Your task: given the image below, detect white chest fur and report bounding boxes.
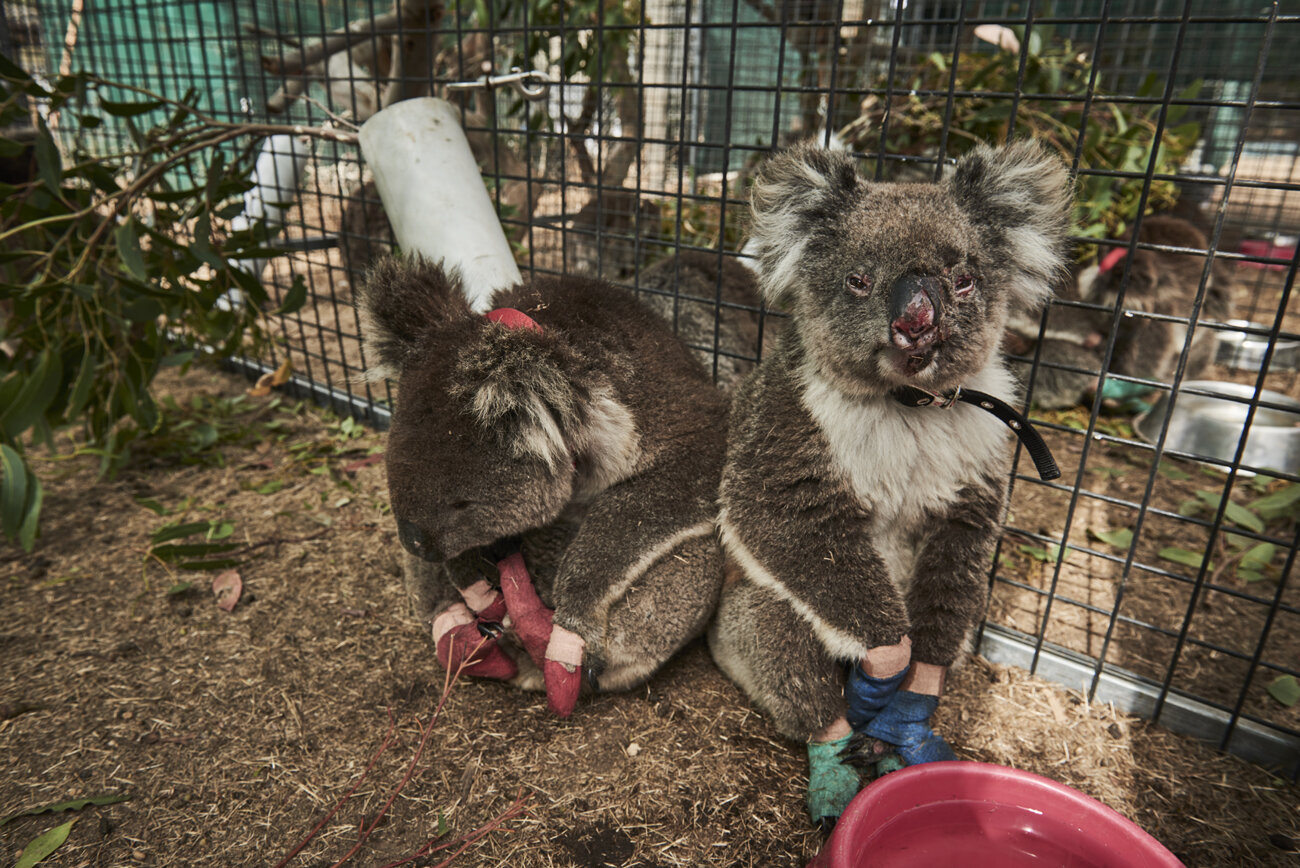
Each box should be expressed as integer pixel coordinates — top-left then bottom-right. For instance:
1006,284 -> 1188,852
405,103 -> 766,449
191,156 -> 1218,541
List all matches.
801,364 -> 1013,586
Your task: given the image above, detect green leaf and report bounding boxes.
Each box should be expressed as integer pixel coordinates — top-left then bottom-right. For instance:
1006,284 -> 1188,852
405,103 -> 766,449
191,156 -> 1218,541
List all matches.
1,443 -> 30,542
135,497 -> 169,516
17,474 -> 42,552
14,819 -> 76,868
1157,461 -> 1191,481
167,581 -> 193,595
114,220 -> 149,281
176,557 -> 244,571
1240,542 -> 1275,572
151,520 -> 219,544
1195,490 -> 1265,534
1266,674 -> 1300,707
256,479 -> 284,495
1089,527 -> 1133,549
149,541 -> 241,562
1250,483 -> 1300,522
1158,546 -> 1212,571
32,118 -> 62,193
0,349 -> 63,441
273,274 -> 308,316
98,97 -> 165,117
1,794 -> 129,826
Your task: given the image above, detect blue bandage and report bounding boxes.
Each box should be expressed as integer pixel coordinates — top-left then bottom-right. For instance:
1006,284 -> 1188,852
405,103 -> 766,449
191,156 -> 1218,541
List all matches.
845,663 -> 908,730
861,691 -> 957,766
806,735 -> 860,826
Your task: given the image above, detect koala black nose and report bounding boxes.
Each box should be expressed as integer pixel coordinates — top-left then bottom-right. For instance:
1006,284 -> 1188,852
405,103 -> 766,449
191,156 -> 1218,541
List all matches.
889,273 -> 943,349
397,519 -> 445,562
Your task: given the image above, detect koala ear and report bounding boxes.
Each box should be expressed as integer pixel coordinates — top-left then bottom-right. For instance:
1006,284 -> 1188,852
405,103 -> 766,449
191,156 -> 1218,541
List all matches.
357,256 -> 474,380
748,143 -> 861,304
947,140 -> 1074,311
455,328 -> 589,469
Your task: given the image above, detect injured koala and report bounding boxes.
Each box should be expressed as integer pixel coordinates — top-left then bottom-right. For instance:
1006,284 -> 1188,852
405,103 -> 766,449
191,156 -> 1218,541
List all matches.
358,256 -> 728,716
711,141 -> 1072,825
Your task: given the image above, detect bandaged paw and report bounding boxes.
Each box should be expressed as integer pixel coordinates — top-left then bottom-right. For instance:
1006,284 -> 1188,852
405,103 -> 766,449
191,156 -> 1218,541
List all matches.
845,663 -> 909,730
861,690 -> 957,766
806,734 -> 861,827
541,623 -> 586,718
432,603 -> 518,681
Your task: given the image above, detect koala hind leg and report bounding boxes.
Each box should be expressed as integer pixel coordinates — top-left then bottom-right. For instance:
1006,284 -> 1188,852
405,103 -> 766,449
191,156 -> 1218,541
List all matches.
707,573 -> 847,742
593,533 -> 724,691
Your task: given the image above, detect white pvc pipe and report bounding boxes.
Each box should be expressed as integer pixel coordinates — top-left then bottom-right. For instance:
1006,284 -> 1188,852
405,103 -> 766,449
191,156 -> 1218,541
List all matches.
223,134 -> 310,309
359,97 -> 522,312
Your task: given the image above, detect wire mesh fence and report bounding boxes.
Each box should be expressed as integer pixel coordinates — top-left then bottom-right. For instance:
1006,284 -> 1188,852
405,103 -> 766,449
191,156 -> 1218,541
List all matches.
7,0 -> 1299,776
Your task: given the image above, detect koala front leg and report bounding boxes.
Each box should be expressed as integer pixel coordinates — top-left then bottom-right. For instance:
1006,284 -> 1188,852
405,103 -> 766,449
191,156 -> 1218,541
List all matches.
551,446 -> 723,683
857,475 -> 1006,766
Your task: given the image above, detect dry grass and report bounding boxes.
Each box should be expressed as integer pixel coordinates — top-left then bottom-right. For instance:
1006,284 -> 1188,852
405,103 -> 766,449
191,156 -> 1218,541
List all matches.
1,365 -> 1297,868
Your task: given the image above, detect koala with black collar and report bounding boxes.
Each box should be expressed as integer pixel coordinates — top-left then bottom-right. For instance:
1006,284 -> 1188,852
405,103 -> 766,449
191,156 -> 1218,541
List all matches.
358,257 -> 728,716
710,141 -> 1073,824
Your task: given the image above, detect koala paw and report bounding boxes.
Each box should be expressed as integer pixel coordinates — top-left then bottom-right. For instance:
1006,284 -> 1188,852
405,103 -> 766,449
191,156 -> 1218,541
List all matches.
432,604 -> 519,681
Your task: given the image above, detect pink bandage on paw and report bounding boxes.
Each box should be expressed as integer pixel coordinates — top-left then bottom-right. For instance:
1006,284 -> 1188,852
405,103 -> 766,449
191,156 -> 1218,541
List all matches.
462,579 -> 506,623
545,624 -> 586,668
433,603 -> 518,681
542,626 -> 586,717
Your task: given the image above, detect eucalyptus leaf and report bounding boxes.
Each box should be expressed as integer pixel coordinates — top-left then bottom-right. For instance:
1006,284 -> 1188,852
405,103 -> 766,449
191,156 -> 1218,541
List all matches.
1158,546 -> 1212,571
1090,527 -> 1133,549
1266,675 -> 1300,708
14,819 -> 76,868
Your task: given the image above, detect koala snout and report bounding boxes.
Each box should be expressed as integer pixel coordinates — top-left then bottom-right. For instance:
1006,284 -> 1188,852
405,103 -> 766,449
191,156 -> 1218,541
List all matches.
889,273 -> 943,351
397,518 -> 445,562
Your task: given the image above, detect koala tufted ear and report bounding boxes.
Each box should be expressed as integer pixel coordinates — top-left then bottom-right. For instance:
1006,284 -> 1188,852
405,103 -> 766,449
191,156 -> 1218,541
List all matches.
947,140 -> 1074,311
453,327 -> 591,469
748,143 -> 862,305
357,256 -> 474,381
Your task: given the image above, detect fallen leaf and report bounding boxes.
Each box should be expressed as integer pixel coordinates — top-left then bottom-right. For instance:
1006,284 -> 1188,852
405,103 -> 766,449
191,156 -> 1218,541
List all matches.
212,571 -> 242,612
1,795 -> 126,827
247,358 -> 293,397
1267,674 -> 1300,707
15,819 -> 75,868
1089,527 -> 1133,549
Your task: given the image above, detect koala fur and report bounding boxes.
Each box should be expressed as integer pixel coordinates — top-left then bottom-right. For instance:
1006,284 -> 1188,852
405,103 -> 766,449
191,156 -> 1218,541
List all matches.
358,257 -> 729,690
631,250 -> 768,391
1007,214 -> 1236,409
710,141 -> 1073,741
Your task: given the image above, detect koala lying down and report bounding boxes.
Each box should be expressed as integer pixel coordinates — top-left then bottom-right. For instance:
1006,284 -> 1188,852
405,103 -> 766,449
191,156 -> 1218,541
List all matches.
713,141 -> 1072,824
358,257 -> 728,715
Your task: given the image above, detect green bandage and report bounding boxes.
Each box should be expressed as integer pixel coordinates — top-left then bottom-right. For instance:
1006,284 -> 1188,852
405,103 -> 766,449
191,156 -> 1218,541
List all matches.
806,735 -> 861,826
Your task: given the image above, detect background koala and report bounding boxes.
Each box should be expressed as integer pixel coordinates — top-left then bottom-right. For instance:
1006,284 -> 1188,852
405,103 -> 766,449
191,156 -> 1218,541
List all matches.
358,257 -> 728,708
631,250 -> 767,391
711,141 -> 1072,823
1007,214 -> 1235,409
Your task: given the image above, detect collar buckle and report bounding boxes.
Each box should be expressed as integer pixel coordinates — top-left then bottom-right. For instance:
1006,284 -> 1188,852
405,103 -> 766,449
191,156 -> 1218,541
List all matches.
916,385 -> 962,409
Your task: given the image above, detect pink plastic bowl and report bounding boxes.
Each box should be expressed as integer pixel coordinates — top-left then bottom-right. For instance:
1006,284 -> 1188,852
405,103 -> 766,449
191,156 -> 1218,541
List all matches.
807,762 -> 1185,868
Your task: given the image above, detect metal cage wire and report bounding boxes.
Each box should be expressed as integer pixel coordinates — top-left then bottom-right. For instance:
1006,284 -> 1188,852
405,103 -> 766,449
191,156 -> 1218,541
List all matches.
7,0 -> 1299,776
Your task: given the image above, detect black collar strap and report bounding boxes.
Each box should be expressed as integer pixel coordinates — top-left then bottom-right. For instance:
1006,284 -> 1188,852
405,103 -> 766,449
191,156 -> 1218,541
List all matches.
892,385 -> 1061,481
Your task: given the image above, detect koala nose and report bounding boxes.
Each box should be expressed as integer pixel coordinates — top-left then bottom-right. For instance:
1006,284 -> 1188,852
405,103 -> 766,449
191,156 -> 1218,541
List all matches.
889,273 -> 942,349
397,518 -> 445,562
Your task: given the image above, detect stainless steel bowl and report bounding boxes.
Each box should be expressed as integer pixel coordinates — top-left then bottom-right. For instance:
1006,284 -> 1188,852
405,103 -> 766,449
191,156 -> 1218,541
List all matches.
1215,320 -> 1300,372
1134,380 -> 1300,474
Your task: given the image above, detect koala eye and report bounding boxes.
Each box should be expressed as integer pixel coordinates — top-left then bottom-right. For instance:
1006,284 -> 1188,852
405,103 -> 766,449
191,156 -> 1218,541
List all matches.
845,272 -> 873,297
954,273 -> 977,297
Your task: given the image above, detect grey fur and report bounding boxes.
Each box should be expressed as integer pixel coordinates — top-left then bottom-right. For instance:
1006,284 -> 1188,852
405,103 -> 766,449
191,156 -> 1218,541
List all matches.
711,141 -> 1073,741
358,256 -> 729,690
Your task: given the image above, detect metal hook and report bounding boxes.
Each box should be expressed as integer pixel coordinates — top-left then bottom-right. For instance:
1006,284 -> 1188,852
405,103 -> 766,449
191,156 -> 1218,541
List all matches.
447,67 -> 554,102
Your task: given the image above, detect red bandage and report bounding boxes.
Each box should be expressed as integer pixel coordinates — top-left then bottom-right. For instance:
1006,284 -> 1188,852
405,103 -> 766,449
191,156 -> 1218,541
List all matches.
432,603 -> 518,681
497,552 -> 585,717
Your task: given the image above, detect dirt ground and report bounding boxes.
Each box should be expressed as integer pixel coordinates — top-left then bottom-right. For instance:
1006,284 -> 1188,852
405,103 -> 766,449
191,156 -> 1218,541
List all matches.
2,364 -> 1299,868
